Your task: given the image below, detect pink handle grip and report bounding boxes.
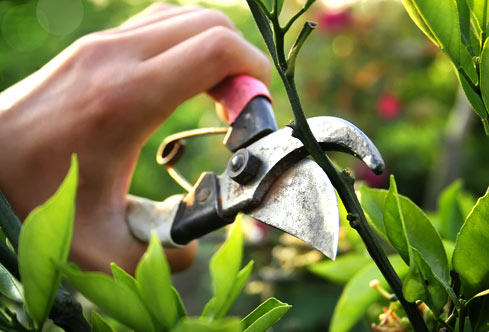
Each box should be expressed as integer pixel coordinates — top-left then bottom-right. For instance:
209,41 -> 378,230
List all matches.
208,75 -> 271,125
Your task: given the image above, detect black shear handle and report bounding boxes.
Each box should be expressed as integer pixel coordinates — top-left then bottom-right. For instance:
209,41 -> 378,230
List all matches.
224,96 -> 277,152
171,75 -> 278,244
208,75 -> 278,152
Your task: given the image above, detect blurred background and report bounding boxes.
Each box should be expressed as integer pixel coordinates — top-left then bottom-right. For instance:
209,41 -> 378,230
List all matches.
1,0 -> 488,330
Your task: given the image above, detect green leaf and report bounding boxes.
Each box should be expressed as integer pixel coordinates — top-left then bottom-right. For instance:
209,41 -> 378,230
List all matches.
401,0 -> 441,47
361,180 -> 450,284
394,178 -> 452,310
329,256 -> 408,332
110,263 -> 137,291
215,261 -> 254,319
202,217 -> 244,319
403,248 -> 448,314
480,39 -> 489,122
437,180 -> 465,242
308,253 -> 372,285
91,311 -> 115,332
59,263 -> 155,332
472,288 -> 489,300
459,190 -> 477,220
458,69 -> 489,133
18,155 -> 78,329
112,260 -> 188,323
0,264 -> 22,303
401,0 -> 478,85
136,232 -> 177,330
453,191 -> 489,297
241,297 -> 291,332
171,317 -> 242,332
466,0 -> 489,33
358,186 -> 388,240
361,177 -> 452,313
172,287 -> 187,320
403,261 -> 426,303
394,178 -> 450,280
443,240 -> 456,267
457,0 -> 476,55
246,0 -> 279,67
384,176 -> 410,264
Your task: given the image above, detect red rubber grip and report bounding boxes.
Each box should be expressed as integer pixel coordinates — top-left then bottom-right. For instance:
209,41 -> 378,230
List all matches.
208,75 -> 271,125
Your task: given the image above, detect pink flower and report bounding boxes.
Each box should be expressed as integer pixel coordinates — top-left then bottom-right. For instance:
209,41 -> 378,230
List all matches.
355,162 -> 388,188
318,8 -> 352,32
377,93 -> 401,119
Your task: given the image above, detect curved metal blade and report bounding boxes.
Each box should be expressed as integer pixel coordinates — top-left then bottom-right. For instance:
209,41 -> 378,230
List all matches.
308,116 -> 385,174
220,116 -> 384,216
248,159 -> 339,260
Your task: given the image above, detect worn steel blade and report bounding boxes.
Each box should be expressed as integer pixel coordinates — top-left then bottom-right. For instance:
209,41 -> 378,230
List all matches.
247,158 -> 339,260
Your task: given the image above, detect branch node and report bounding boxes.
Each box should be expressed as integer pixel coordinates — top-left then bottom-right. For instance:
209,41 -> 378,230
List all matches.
347,213 -> 360,228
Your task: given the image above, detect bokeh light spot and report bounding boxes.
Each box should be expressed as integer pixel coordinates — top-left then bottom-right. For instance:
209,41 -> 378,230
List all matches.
1,4 -> 48,52
36,0 -> 84,36
332,35 -> 354,57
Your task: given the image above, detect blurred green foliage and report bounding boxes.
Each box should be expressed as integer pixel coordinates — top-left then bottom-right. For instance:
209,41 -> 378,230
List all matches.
2,0 -> 489,330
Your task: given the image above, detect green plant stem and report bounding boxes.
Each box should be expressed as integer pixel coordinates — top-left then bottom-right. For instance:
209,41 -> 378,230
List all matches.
272,21 -> 287,70
246,3 -> 429,330
280,74 -> 428,332
457,306 -> 467,332
283,0 -> 316,32
446,311 -> 457,327
254,0 -> 273,20
286,22 -> 317,78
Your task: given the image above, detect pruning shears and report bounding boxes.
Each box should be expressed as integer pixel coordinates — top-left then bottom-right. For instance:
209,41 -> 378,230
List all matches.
126,75 -> 384,260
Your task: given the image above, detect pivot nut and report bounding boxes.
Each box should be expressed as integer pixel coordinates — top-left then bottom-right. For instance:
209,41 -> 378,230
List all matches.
227,149 -> 261,184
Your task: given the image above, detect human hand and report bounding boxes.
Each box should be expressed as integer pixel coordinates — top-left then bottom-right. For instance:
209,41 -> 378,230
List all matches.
0,3 -> 271,274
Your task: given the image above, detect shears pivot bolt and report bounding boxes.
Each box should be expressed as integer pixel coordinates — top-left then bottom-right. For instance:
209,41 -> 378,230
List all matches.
227,148 -> 261,184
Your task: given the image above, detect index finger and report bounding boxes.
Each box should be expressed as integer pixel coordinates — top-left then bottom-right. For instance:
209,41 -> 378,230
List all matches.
137,27 -> 271,125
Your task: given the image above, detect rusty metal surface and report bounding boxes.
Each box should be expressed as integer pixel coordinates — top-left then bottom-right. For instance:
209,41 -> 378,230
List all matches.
248,159 -> 339,259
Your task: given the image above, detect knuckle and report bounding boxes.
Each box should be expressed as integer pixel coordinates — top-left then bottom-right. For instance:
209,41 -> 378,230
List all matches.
205,26 -> 238,64
73,33 -> 114,59
201,9 -> 234,29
